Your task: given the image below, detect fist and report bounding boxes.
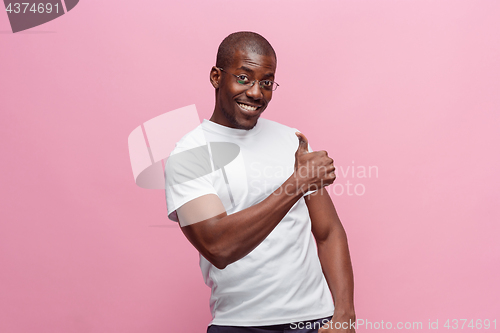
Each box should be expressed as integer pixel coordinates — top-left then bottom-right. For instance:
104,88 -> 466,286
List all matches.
294,132 -> 336,192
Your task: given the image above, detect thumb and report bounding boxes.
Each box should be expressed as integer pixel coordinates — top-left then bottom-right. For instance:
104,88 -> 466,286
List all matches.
295,132 -> 309,154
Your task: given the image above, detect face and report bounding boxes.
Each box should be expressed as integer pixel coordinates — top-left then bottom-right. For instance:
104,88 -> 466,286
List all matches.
210,49 -> 277,130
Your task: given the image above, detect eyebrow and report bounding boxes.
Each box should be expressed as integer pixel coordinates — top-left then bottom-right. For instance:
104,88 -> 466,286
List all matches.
237,66 -> 275,79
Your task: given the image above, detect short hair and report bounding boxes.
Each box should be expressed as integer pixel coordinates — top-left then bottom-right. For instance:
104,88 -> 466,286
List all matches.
216,31 -> 277,69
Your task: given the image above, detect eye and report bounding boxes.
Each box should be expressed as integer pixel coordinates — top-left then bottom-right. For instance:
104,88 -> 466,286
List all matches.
236,74 -> 250,84
260,80 -> 274,90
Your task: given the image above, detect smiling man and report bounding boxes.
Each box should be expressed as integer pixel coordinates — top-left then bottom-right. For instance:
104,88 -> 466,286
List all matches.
165,31 -> 356,333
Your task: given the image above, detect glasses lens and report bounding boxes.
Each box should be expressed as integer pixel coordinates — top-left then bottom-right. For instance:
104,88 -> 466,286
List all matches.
259,81 -> 278,91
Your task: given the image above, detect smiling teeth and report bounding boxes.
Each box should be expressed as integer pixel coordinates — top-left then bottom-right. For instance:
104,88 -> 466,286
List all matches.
238,103 -> 258,111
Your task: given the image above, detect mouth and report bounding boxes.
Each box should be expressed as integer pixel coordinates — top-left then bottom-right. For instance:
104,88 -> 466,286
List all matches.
236,102 -> 262,115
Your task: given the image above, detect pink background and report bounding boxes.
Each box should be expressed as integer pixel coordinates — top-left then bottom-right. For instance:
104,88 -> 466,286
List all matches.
1,1 -> 499,332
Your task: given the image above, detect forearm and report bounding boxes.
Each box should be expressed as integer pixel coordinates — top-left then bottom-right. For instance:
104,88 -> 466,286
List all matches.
317,225 -> 355,316
183,174 -> 305,269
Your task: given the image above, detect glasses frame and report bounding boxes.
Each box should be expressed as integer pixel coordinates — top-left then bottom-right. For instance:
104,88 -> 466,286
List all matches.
217,67 -> 279,92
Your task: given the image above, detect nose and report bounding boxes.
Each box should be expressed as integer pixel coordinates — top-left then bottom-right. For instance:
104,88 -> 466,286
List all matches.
245,81 -> 264,100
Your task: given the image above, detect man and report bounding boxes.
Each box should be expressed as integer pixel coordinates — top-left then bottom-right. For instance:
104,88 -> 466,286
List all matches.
165,31 -> 355,333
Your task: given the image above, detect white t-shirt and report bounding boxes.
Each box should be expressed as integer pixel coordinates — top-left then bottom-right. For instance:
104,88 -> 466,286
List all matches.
165,118 -> 334,326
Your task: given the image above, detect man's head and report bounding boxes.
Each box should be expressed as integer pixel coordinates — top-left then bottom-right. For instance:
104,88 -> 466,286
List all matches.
210,32 -> 277,130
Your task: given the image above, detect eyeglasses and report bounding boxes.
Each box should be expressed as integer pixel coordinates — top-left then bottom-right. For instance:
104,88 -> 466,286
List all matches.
217,67 -> 279,91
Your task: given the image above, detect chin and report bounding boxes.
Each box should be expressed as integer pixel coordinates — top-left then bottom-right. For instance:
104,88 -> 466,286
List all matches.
231,120 -> 255,130
235,115 -> 260,130
221,105 -> 261,130
239,123 -> 256,130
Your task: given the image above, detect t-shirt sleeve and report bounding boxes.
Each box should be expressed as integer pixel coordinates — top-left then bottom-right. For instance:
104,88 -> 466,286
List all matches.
165,139 -> 219,223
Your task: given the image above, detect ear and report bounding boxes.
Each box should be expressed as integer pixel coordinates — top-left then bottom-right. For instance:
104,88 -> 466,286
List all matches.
210,66 -> 221,89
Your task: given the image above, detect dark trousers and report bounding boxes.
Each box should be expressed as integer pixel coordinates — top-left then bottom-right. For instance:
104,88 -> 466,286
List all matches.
207,316 -> 333,333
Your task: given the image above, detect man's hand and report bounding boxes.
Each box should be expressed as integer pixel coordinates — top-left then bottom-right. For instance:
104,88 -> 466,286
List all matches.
294,132 -> 336,193
319,312 -> 356,333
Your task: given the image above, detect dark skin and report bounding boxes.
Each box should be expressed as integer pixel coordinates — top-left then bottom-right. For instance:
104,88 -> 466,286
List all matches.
178,48 -> 355,332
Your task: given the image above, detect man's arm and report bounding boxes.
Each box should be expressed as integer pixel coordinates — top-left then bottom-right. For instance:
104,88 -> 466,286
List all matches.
306,188 -> 355,332
177,132 -> 336,269
179,177 -> 304,269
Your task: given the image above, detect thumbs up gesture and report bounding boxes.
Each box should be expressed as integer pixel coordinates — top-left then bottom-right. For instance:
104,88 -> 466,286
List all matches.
294,132 -> 336,192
